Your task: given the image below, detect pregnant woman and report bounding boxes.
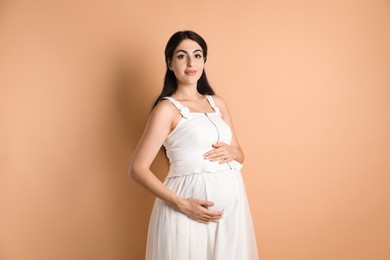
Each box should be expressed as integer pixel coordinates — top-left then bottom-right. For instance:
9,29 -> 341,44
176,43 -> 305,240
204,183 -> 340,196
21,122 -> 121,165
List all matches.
129,30 -> 259,260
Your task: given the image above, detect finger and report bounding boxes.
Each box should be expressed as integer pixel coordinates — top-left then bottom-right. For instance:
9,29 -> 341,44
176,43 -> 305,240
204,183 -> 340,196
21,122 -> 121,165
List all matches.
209,154 -> 230,162
205,151 -> 227,160
210,216 -> 222,222
196,212 -> 222,223
196,217 -> 209,224
203,149 -> 220,157
212,142 -> 225,148
200,213 -> 221,223
203,146 -> 227,157
203,208 -> 224,217
206,213 -> 223,220
206,150 -> 224,157
199,200 -> 214,208
199,218 -> 210,224
198,204 -> 223,217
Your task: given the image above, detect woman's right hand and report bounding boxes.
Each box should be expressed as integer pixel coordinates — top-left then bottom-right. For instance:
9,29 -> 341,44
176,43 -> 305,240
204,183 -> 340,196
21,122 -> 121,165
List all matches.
175,198 -> 224,224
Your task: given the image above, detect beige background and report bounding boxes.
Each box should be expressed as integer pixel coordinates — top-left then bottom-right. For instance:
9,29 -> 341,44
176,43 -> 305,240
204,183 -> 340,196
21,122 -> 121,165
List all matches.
1,0 -> 389,259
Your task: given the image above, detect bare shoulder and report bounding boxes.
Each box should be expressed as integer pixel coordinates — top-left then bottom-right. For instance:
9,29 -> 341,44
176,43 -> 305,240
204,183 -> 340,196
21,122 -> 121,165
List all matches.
151,99 -> 183,134
211,94 -> 229,112
152,99 -> 178,118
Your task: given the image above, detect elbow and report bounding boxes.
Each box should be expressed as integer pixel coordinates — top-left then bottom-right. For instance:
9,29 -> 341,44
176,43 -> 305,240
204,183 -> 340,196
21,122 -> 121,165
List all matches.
127,162 -> 137,179
128,162 -> 145,183
128,166 -> 138,181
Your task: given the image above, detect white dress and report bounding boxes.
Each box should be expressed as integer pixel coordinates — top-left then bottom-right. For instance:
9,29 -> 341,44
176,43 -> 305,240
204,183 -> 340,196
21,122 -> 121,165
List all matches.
146,95 -> 259,260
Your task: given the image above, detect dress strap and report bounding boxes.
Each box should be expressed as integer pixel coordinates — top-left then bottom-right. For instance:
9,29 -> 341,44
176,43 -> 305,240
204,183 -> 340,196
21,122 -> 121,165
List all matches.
162,97 -> 190,118
205,95 -> 221,114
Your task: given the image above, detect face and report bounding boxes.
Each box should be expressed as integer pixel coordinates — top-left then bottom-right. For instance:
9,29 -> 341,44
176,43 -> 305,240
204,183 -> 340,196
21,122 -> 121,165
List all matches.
168,39 -> 205,88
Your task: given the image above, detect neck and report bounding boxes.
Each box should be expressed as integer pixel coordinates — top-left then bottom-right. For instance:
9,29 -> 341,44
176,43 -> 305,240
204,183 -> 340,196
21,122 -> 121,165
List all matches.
173,84 -> 202,100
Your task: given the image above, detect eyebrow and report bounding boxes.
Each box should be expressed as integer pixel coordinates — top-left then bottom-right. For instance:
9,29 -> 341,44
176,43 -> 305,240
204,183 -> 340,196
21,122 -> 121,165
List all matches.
175,49 -> 203,54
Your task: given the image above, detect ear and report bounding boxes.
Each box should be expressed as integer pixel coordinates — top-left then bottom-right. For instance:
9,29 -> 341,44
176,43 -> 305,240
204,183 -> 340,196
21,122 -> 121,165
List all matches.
167,60 -> 173,70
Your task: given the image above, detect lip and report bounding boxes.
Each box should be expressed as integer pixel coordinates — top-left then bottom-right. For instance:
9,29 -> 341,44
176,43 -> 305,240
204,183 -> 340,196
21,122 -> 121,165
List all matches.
185,69 -> 197,75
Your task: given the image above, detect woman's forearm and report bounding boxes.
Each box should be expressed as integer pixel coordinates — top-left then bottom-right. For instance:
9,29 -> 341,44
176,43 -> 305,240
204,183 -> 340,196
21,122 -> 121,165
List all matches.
129,166 -> 182,209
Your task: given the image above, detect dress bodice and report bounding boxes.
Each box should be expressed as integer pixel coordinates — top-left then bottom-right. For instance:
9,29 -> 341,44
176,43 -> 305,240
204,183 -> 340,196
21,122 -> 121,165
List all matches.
162,95 -> 243,178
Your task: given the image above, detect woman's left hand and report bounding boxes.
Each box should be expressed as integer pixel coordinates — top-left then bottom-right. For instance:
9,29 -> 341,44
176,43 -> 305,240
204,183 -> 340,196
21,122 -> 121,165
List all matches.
203,142 -> 238,164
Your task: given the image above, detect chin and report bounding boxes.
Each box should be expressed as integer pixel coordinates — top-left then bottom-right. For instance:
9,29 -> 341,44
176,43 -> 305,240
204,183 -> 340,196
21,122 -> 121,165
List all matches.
179,78 -> 200,86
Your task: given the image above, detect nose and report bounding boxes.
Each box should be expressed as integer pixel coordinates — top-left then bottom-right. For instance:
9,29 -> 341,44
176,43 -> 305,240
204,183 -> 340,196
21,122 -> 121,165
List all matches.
187,56 -> 193,66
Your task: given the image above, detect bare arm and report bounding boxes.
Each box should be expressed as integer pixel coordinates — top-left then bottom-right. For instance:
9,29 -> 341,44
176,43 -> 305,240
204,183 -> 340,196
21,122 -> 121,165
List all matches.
203,95 -> 245,164
128,100 -> 223,223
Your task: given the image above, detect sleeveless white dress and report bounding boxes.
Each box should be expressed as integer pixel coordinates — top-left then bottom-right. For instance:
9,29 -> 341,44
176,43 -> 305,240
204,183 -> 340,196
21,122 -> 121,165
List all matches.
146,95 -> 259,260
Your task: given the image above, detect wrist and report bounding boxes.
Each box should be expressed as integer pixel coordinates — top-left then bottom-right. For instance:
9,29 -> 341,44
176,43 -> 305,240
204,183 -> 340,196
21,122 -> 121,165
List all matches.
170,194 -> 186,211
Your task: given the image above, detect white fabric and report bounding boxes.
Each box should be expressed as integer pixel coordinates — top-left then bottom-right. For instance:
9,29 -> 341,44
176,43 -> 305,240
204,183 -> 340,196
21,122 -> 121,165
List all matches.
146,95 -> 259,260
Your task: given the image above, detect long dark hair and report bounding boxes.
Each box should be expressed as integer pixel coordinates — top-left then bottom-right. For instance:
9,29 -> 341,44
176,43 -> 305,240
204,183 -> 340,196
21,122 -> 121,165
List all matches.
152,30 -> 215,108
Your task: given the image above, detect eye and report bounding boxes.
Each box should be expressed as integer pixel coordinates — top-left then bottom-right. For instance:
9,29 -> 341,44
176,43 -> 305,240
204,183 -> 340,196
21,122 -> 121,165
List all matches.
177,54 -> 186,59
195,54 -> 203,59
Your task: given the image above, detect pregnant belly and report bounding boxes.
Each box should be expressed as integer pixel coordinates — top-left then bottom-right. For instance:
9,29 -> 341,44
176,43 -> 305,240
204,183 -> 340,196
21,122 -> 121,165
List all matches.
165,170 -> 242,213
